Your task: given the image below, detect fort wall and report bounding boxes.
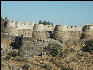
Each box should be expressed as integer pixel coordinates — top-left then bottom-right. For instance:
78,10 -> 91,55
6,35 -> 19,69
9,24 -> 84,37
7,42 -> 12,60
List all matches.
32,24 -> 47,39
33,24 -> 44,31
44,25 -> 55,31
6,21 -> 34,37
7,21 -> 16,30
32,31 -> 47,39
81,24 -> 93,40
54,25 -> 83,41
5,20 -> 93,41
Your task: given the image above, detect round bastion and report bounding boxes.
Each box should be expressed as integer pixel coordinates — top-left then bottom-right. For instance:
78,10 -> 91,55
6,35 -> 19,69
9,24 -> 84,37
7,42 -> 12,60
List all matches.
55,25 -> 68,31
33,24 -> 44,31
32,24 -> 47,39
81,24 -> 93,40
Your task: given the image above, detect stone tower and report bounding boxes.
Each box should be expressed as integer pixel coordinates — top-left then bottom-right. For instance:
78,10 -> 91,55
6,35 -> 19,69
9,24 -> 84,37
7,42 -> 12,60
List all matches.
54,25 -> 83,41
81,24 -> 93,40
32,24 -> 47,39
54,25 -> 69,41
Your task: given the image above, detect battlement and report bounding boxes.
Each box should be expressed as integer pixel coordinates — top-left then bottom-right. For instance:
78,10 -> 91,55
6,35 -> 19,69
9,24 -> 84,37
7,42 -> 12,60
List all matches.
5,20 -> 93,41
33,24 -> 44,31
16,22 -> 34,30
55,25 -> 83,31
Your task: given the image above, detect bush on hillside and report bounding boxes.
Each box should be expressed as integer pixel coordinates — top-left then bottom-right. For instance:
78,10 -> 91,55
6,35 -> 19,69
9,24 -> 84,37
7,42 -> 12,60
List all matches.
7,52 -> 18,58
43,43 -> 63,57
61,67 -> 73,70
22,64 -> 30,70
82,39 -> 93,53
10,35 -> 23,49
41,64 -> 52,70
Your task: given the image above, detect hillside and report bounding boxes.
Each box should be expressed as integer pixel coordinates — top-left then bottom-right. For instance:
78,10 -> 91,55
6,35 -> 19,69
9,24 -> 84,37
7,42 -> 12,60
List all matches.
1,36 -> 93,70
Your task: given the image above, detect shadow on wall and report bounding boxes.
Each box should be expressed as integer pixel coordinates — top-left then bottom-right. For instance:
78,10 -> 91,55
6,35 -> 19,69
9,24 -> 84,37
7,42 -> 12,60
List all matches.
47,31 -> 54,39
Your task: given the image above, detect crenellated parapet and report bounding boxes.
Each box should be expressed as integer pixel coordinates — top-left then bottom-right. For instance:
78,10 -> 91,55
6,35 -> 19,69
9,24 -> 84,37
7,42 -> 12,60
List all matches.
5,19 -> 93,41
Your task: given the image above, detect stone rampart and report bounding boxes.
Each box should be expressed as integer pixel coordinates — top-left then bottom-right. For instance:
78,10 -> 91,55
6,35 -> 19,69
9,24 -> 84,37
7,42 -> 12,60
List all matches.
33,24 -> 44,31
32,31 -> 47,39
5,20 -> 93,41
81,24 -> 93,40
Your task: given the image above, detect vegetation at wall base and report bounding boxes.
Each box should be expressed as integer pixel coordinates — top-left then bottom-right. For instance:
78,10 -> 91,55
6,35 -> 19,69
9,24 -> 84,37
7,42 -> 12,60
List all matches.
43,43 -> 63,57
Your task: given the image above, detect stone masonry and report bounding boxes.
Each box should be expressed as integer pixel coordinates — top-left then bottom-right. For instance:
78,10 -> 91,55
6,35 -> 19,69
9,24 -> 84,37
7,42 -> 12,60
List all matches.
5,20 -> 93,41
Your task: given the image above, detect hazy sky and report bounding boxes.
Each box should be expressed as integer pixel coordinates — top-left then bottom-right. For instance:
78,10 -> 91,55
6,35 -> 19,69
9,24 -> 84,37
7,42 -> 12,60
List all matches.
1,1 -> 93,26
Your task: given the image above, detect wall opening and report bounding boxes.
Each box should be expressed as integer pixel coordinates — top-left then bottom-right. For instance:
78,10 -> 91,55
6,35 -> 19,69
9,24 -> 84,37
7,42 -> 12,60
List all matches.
47,31 -> 54,39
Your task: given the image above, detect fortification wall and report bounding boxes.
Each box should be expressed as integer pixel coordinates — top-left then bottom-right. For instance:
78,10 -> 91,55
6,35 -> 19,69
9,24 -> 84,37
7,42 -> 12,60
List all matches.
54,31 -> 82,41
44,25 -> 55,31
15,22 -> 34,37
89,24 -> 93,30
20,37 -> 49,58
7,21 -> 16,30
6,21 -> 17,36
8,29 -> 18,36
33,24 -> 44,31
81,30 -> 93,40
81,24 -> 93,40
55,25 -> 68,31
82,24 -> 93,31
5,20 -> 93,41
54,25 -> 82,41
67,26 -> 83,31
32,24 -> 47,39
32,31 -> 47,39
16,22 -> 34,30
17,29 -> 33,37
6,21 -> 34,37
55,25 -> 82,31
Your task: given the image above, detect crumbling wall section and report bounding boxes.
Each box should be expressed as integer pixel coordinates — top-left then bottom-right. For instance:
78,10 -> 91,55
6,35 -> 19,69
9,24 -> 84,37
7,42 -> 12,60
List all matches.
6,21 -> 34,37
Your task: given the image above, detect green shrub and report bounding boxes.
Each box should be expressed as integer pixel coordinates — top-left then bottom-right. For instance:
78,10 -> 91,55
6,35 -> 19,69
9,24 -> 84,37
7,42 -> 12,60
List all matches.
7,52 -> 18,58
61,67 -> 73,70
39,20 -> 53,25
41,64 -> 52,70
22,64 -> 30,70
63,49 -> 69,57
5,55 -> 11,60
10,35 -> 23,49
82,39 -> 93,53
69,48 -> 75,53
44,43 -> 63,57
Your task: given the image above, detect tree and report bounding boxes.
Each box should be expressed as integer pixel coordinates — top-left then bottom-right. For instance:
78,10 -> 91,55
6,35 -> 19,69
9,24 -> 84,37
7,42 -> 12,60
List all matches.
39,20 -> 53,25
43,43 -> 63,57
10,35 -> 23,49
4,16 -> 9,28
39,20 -> 42,24
5,16 -> 8,21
